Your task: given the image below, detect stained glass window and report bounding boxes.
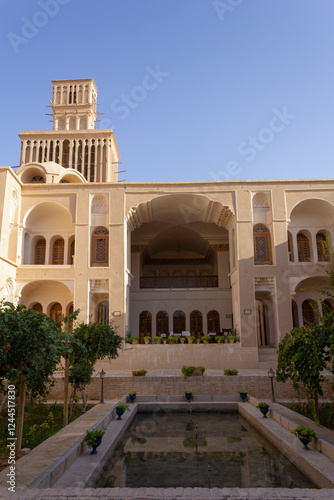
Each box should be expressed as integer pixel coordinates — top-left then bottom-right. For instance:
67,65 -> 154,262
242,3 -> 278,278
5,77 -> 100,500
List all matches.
253,224 -> 272,265
92,226 -> 109,266
139,311 -> 152,343
53,238 -> 64,265
173,310 -> 186,334
50,302 -> 62,323
302,300 -> 314,325
190,310 -> 203,335
35,238 -> 46,265
156,311 -> 168,335
32,303 -> 43,314
297,233 -> 310,262
207,310 -> 220,333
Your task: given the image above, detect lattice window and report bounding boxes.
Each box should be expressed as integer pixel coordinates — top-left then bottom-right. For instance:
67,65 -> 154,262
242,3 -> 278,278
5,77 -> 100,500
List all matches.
297,233 -> 310,262
53,239 -> 64,265
35,239 -> 46,265
190,310 -> 203,335
30,175 -> 45,183
302,300 -> 314,325
253,224 -> 272,265
173,310 -> 185,334
316,233 -> 329,262
139,311 -> 152,343
50,303 -> 62,323
207,310 -> 220,333
91,226 -> 109,266
97,301 -> 109,325
156,311 -> 168,335
32,303 -> 43,314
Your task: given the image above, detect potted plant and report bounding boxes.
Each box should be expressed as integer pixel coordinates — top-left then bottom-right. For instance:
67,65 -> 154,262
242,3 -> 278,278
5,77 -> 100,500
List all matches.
83,429 -> 105,454
132,369 -> 147,376
227,335 -> 236,344
239,390 -> 247,402
256,402 -> 269,418
115,402 -> 130,420
168,336 -> 179,344
144,336 -> 152,344
129,336 -> 139,345
182,365 -> 205,379
187,335 -> 196,344
129,391 -> 136,403
201,335 -> 211,344
154,336 -> 161,344
292,425 -> 317,450
180,337 -> 186,344
224,369 -> 238,376
184,390 -> 194,402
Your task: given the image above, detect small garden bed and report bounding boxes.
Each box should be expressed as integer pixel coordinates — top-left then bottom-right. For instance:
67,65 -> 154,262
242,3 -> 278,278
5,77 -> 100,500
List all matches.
281,402 -> 334,431
0,401 -> 94,466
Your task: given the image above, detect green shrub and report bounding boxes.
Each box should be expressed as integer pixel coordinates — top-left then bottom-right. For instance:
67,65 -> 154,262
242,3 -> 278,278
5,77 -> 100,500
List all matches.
168,336 -> 179,343
83,429 -> 105,448
224,369 -> 238,376
292,424 -> 317,440
182,365 -> 205,379
256,402 -> 269,408
116,403 -> 130,413
132,369 -> 147,376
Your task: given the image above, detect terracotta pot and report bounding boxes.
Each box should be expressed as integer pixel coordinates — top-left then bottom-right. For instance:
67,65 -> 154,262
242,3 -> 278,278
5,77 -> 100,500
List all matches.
187,338 -> 194,344
191,368 -> 203,376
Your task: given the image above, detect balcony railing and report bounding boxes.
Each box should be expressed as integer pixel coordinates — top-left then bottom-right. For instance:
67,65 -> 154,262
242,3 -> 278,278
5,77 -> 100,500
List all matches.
140,275 -> 219,289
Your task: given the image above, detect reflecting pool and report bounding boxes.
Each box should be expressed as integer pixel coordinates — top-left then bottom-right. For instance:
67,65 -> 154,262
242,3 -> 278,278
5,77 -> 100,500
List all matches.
96,412 -> 316,489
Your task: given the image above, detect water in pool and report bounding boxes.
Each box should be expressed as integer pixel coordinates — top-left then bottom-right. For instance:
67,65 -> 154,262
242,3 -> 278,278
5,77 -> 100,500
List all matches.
97,411 -> 316,489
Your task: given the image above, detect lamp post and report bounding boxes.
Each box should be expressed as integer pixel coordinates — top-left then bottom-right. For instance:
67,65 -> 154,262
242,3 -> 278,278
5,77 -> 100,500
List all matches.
267,367 -> 276,403
100,368 -> 106,404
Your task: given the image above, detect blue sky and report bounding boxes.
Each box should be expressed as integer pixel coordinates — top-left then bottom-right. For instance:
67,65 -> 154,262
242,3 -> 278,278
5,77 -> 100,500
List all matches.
1,0 -> 334,182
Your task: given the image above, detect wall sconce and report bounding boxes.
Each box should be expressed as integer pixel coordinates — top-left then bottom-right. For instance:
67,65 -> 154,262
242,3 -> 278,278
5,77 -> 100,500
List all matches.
244,309 -> 252,315
113,311 -> 121,317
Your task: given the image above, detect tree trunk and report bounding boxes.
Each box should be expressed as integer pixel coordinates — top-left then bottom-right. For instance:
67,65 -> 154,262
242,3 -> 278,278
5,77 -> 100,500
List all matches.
16,377 -> 27,455
81,386 -> 87,413
312,390 -> 320,424
68,388 -> 76,422
0,394 -> 8,414
63,354 -> 69,427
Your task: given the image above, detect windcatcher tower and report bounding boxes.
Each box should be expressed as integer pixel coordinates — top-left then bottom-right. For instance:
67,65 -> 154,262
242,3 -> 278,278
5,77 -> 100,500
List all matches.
19,78 -> 120,182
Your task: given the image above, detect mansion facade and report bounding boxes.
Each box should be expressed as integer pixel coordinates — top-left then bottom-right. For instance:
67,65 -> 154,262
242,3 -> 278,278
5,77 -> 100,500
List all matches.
0,79 -> 333,359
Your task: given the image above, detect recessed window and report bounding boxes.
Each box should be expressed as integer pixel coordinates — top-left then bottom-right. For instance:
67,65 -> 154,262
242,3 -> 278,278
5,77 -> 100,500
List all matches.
297,233 -> 310,262
253,224 -> 272,265
35,238 -> 46,265
91,226 -> 109,266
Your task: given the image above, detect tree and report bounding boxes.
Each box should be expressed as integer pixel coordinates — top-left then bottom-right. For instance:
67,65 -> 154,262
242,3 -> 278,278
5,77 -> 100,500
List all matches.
68,321 -> 122,413
0,301 -> 66,452
276,324 -> 329,423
